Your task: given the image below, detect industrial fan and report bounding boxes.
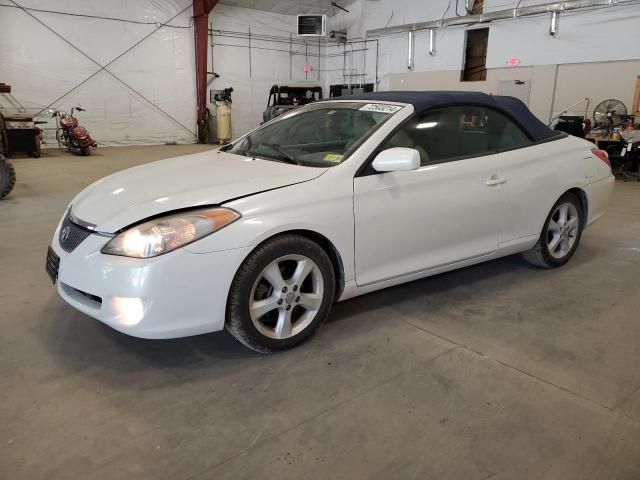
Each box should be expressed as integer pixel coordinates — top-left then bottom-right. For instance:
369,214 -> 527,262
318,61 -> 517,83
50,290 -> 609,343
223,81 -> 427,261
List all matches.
593,99 -> 627,129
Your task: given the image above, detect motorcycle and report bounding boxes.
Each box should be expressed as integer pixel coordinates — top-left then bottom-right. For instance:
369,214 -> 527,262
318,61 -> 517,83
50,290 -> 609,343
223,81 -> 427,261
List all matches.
0,153 -> 16,199
50,106 -> 97,156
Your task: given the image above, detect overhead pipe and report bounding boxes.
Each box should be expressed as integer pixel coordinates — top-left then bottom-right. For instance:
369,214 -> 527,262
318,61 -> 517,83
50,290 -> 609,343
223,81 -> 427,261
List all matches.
428,29 -> 436,56
549,10 -> 560,35
513,0 -> 525,17
407,31 -> 415,69
367,0 -> 640,37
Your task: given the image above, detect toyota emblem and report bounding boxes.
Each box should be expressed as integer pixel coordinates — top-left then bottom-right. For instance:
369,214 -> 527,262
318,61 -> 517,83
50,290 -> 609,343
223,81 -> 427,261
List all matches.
60,226 -> 71,242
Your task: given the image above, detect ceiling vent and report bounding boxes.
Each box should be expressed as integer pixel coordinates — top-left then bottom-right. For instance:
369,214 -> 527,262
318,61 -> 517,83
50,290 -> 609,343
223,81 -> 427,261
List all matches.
297,14 -> 327,36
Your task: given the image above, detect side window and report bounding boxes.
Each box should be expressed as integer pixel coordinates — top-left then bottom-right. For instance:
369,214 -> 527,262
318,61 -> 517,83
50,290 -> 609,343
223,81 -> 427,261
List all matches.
484,108 -> 531,150
381,105 -> 531,165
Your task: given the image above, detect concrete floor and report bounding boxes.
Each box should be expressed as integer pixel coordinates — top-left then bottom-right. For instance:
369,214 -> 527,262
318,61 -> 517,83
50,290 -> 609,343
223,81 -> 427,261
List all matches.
2,145 -> 640,479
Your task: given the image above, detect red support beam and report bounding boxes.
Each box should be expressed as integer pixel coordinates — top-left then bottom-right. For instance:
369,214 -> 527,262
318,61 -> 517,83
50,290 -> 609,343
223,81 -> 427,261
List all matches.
193,0 -> 218,143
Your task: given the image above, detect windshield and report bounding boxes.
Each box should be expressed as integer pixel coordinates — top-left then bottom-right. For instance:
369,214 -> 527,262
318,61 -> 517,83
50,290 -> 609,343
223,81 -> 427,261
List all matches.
229,102 -> 403,167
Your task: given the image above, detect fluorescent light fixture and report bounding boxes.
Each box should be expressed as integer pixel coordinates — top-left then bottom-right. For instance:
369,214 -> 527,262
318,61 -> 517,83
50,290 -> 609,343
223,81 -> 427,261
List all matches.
417,122 -> 438,129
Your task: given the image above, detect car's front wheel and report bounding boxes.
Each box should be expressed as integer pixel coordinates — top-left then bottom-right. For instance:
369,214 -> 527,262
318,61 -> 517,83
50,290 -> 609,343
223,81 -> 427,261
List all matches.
226,234 -> 335,353
522,192 -> 584,268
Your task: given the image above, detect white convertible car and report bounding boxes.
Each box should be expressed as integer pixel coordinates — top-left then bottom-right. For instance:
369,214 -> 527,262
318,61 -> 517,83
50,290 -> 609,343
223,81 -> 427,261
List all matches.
46,91 -> 614,352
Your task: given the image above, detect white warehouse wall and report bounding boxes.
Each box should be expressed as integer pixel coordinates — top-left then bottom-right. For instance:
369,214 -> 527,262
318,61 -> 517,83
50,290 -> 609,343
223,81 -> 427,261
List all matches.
330,0 -> 640,123
0,0 -> 198,147
208,4 -> 323,137
355,0 -> 640,81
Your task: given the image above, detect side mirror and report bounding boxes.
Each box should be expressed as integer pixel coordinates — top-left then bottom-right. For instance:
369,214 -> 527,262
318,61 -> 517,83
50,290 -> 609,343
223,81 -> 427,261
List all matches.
371,147 -> 421,172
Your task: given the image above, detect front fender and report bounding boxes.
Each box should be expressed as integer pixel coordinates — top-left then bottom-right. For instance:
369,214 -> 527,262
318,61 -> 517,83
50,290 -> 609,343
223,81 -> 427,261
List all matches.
184,171 -> 355,282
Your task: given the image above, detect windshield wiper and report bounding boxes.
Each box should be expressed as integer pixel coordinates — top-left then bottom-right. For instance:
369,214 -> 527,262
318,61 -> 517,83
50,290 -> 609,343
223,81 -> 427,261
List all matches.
262,142 -> 300,165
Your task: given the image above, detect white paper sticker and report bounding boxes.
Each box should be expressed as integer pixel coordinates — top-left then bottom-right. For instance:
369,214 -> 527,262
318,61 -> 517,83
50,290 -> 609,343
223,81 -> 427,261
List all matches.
359,103 -> 403,114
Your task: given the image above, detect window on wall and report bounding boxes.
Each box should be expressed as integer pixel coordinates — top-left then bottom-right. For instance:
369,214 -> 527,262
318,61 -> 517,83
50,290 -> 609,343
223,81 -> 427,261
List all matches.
461,28 -> 489,82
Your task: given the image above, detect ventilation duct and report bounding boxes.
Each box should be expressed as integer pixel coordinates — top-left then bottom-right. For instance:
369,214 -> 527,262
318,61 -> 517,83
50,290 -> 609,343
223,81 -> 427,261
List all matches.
549,10 -> 560,35
428,29 -> 436,56
297,15 -> 327,37
407,31 -> 415,69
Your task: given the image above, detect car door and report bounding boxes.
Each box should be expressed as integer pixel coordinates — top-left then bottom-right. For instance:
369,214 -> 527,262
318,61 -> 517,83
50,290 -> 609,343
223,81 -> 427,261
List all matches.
353,106 -> 511,287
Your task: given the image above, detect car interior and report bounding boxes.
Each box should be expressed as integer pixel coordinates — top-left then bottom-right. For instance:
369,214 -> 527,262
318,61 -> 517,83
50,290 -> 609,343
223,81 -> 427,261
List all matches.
382,106 -> 532,165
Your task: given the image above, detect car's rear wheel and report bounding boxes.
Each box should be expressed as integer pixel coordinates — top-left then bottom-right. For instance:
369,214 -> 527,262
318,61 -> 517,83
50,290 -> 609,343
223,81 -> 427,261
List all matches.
522,192 -> 584,268
226,234 -> 335,353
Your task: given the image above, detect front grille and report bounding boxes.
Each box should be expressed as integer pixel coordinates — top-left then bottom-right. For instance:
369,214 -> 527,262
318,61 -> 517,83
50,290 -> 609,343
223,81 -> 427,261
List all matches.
59,212 -> 93,253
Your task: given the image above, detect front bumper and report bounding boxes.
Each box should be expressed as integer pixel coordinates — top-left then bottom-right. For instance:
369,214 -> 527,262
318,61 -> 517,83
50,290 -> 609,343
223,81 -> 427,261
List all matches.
49,222 -> 252,339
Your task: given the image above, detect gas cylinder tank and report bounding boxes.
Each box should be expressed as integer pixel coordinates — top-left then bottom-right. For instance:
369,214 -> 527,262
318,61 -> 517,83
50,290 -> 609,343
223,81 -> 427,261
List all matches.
215,100 -> 232,144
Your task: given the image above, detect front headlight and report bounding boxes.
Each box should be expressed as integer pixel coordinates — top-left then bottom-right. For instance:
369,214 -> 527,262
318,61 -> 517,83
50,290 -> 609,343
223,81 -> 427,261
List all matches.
101,208 -> 240,258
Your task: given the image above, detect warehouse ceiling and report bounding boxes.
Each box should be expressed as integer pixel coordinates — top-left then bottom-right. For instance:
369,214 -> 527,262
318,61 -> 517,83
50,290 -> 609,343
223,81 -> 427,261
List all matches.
219,0 -> 343,15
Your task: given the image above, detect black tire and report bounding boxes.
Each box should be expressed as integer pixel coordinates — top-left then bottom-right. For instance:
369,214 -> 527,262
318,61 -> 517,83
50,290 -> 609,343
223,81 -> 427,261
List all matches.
226,234 -> 336,353
0,157 -> 16,200
81,147 -> 91,156
33,136 -> 41,158
522,192 -> 584,268
1,130 -> 8,156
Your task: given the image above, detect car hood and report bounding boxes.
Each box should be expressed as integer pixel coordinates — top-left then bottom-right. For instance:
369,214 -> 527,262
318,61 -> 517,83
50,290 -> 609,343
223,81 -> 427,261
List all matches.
70,150 -> 326,233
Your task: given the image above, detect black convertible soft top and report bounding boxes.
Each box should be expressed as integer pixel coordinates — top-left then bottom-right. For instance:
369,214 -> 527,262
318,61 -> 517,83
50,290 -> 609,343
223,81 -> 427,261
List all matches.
331,91 -> 557,142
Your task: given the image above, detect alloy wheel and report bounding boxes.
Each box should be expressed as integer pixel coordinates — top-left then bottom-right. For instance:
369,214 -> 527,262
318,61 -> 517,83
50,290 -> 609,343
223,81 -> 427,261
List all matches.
546,202 -> 580,259
249,254 -> 324,340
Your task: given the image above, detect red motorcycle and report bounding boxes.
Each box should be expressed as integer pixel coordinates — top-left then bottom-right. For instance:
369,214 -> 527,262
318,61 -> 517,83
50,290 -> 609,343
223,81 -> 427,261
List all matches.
50,106 -> 97,156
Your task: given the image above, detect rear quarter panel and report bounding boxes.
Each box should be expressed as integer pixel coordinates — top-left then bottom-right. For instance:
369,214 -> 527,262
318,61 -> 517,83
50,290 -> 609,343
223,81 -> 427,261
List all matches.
502,135 -> 597,241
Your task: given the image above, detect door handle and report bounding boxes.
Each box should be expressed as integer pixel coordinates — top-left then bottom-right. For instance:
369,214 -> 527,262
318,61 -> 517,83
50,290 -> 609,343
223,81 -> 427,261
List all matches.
486,176 -> 507,186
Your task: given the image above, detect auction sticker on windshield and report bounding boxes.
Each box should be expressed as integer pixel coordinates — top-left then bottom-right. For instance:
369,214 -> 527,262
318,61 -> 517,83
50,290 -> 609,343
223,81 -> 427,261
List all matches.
359,103 -> 403,114
324,153 -> 343,163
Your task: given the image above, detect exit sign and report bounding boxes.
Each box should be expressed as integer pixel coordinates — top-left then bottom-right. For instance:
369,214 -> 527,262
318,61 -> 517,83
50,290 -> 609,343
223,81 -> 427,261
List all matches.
303,64 -> 312,73
507,56 -> 520,66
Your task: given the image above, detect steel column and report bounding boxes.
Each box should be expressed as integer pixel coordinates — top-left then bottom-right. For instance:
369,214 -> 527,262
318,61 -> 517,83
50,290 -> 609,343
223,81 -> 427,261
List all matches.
194,0 -> 218,143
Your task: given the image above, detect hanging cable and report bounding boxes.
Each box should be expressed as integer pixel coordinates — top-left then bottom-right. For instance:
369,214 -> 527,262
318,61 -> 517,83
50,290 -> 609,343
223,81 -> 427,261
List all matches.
0,3 -> 190,28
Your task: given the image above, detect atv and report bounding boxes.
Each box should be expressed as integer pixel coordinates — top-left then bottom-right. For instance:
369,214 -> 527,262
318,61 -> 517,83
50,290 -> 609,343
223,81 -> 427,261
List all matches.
262,83 -> 322,123
0,154 -> 16,199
